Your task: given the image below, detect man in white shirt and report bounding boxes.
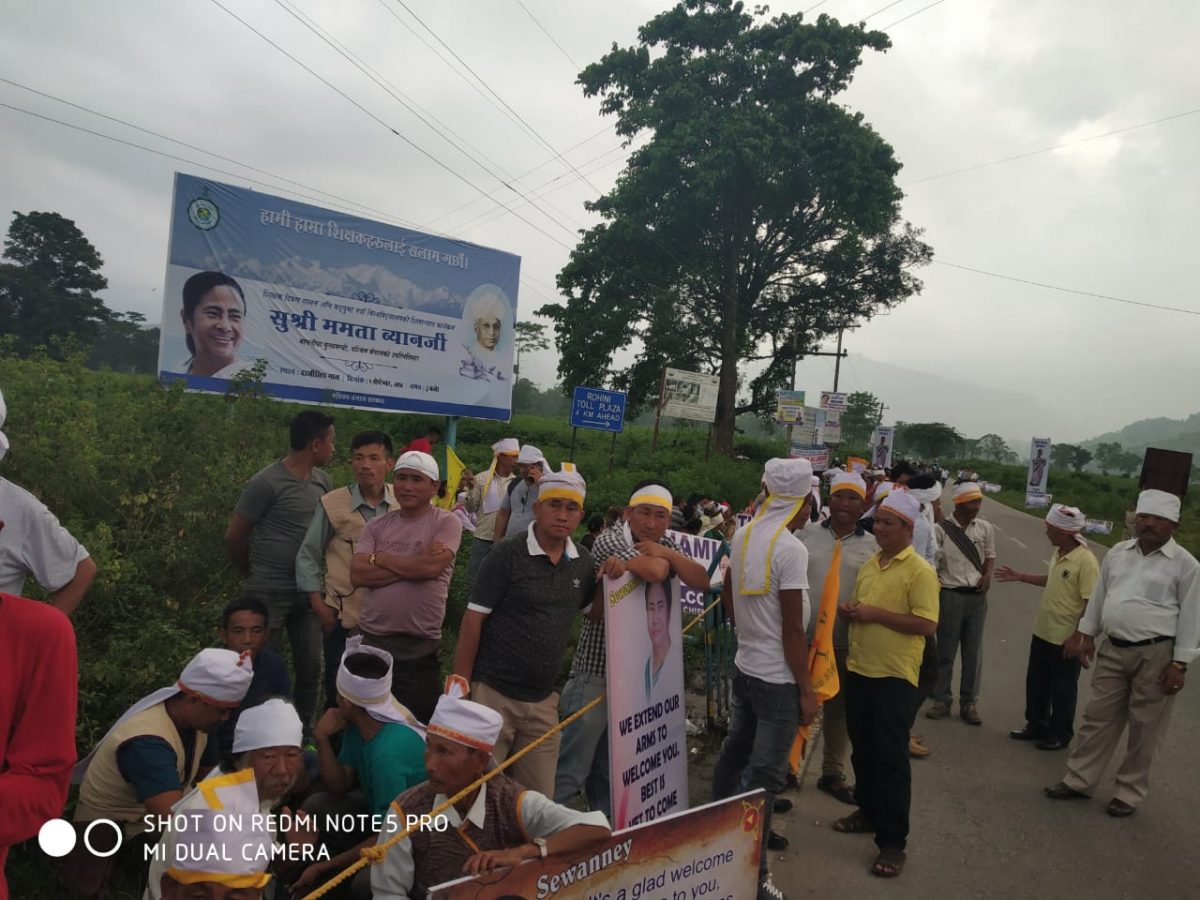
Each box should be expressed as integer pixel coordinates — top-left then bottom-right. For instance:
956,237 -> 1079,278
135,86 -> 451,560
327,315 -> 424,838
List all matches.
1045,489 -> 1199,817
713,457 -> 817,900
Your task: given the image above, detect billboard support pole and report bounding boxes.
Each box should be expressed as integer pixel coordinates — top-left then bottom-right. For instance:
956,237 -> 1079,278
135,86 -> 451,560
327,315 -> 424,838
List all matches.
651,367 -> 666,456
445,416 -> 457,450
705,424 -> 713,461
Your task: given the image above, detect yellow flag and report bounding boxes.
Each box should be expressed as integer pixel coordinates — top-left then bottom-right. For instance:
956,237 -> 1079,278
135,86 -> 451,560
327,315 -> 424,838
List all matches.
435,445 -> 466,511
788,539 -> 842,771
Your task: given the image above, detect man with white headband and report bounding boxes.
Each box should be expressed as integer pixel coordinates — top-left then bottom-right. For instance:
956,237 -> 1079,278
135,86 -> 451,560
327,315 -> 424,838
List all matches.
713,458 -> 818,900
493,443 -> 547,541
64,649 -> 254,896
144,698 -> 307,900
927,480 -> 996,725
833,491 -> 938,879
996,504 -> 1100,751
795,471 -> 879,804
0,388 -> 97,614
450,468 -> 600,796
371,695 -> 611,898
1046,489 -> 1199,817
297,639 -> 426,897
460,438 -> 519,591
555,480 -> 708,819
351,450 -> 461,722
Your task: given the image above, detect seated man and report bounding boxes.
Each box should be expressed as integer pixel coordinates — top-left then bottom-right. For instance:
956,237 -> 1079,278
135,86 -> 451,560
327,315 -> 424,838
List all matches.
294,639 -> 427,898
145,698 -> 307,900
371,695 -> 612,898
65,648 -> 253,898
157,804 -> 274,900
214,599 -> 293,757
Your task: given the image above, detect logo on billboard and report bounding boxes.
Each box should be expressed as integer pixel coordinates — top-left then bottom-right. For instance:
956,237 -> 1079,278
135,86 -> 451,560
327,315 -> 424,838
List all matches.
187,196 -> 220,231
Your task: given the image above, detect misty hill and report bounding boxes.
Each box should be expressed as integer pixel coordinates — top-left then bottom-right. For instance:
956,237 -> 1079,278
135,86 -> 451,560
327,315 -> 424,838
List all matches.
1082,412 -> 1200,457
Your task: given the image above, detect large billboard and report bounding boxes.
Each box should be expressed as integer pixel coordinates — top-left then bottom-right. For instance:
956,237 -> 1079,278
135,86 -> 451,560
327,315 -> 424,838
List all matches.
158,174 -> 520,419
1028,437 -> 1051,493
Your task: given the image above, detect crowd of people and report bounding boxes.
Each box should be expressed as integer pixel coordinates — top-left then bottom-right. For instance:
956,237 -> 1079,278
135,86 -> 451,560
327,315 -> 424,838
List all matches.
1,391 -> 1197,900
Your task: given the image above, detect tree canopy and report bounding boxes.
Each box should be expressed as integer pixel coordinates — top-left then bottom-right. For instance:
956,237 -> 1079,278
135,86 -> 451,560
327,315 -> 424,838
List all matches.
896,422 -> 962,460
540,0 -> 931,453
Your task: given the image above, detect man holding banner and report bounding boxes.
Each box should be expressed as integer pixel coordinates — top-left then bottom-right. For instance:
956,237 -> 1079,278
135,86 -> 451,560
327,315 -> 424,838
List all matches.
833,491 -> 938,878
713,458 -> 818,900
555,481 -> 708,819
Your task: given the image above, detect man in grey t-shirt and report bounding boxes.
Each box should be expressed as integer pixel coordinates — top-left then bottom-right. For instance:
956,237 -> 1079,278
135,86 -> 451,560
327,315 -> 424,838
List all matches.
493,444 -> 545,541
225,410 -> 335,731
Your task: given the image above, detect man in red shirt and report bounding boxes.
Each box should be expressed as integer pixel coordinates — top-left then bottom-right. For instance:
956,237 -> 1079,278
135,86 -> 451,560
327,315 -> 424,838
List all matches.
402,424 -> 443,456
0,591 -> 78,900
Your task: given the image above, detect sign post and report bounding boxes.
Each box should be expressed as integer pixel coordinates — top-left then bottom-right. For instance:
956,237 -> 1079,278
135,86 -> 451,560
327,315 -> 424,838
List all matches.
570,386 -> 627,464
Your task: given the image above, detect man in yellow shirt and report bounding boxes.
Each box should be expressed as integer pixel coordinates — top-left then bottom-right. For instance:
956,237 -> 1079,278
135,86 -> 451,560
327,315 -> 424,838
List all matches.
832,491 -> 938,879
996,504 -> 1099,751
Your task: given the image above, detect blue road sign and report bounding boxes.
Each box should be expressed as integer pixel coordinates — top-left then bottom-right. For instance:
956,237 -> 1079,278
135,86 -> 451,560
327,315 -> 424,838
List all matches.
570,386 -> 627,433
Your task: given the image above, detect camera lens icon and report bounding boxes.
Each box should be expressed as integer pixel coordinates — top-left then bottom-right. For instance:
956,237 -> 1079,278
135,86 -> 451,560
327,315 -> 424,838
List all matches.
38,818 -> 123,858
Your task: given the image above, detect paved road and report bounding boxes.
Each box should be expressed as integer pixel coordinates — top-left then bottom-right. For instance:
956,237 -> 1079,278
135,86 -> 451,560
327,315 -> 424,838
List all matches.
769,496 -> 1199,898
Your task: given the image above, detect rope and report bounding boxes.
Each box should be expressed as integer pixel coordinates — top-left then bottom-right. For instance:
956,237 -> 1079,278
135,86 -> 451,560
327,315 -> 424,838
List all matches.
303,590 -> 727,898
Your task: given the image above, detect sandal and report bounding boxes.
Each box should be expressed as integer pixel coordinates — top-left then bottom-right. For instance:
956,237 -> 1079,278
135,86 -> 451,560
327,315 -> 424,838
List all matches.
817,775 -> 857,806
871,849 -> 906,878
831,810 -> 875,834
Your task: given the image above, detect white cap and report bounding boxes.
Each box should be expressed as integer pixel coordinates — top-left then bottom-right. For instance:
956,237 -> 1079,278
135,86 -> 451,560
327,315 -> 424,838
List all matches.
394,450 -> 440,481
763,457 -> 813,499
1136,489 -> 1182,524
178,649 -> 254,708
516,444 -> 546,465
952,482 -> 984,505
233,699 -> 303,753
427,695 -> 504,753
337,637 -> 424,733
538,469 -> 586,504
879,491 -> 920,525
830,472 -> 867,498
492,438 -> 519,455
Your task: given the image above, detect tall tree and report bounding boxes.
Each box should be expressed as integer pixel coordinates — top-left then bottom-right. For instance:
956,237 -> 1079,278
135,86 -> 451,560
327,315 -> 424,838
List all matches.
975,433 -> 1014,463
540,1 -> 931,454
1095,441 -> 1124,475
896,422 -> 962,459
840,391 -> 881,447
0,211 -> 109,353
513,320 -> 550,377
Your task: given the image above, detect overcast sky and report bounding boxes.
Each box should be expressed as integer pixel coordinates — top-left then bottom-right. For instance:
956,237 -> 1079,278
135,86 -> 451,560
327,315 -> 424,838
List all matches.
3,0 -> 1197,444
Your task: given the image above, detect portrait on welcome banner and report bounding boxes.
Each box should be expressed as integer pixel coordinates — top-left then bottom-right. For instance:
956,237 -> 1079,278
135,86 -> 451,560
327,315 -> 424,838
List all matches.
603,572 -> 688,831
428,791 -> 764,899
157,173 -> 521,419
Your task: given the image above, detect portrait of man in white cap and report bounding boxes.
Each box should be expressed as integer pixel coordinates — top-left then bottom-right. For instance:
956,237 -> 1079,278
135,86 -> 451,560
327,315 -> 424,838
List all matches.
371,695 -> 611,898
458,286 -> 512,385
1046,489 -> 1199,817
996,504 -> 1100,751
64,648 -> 254,896
144,698 -> 307,900
351,449 -> 462,722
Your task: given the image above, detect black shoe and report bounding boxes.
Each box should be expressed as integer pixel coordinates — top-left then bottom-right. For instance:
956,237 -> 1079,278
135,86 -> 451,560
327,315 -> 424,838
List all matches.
773,797 -> 794,814
1036,738 -> 1067,751
1106,798 -> 1136,818
783,771 -> 800,792
1009,726 -> 1045,741
767,829 -> 789,850
1044,781 -> 1089,800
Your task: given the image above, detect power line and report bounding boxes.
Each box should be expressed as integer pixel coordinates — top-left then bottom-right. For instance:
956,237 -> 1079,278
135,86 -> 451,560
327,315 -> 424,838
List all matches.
512,0 -> 581,70
881,0 -> 947,29
0,77 -> 428,232
934,260 -> 1200,317
268,0 -> 585,239
204,0 -> 574,250
903,105 -> 1200,186
804,1 -> 832,13
861,0 -> 909,22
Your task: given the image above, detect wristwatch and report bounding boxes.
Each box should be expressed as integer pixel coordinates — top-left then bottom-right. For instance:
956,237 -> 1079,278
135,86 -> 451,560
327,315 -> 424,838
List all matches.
533,837 -> 548,859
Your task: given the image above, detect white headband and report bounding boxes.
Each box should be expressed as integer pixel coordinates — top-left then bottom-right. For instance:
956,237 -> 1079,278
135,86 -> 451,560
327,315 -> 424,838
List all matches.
628,484 -> 673,512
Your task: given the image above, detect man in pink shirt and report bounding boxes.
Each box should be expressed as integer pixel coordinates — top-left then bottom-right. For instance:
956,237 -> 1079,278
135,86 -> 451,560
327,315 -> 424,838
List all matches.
351,450 -> 462,722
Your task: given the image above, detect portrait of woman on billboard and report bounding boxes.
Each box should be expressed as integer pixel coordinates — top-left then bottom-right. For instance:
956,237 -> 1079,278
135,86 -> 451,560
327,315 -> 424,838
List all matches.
179,271 -> 251,378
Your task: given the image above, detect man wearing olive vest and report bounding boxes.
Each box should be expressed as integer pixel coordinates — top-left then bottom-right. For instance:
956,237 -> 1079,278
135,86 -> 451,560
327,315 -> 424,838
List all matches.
297,430 -> 397,710
63,649 -> 253,898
